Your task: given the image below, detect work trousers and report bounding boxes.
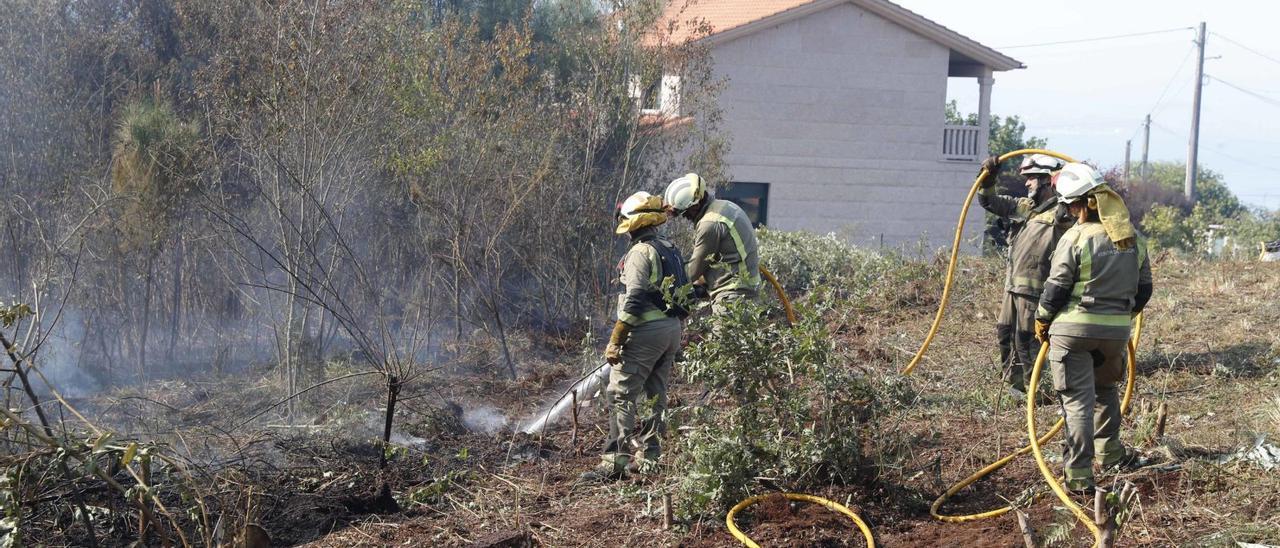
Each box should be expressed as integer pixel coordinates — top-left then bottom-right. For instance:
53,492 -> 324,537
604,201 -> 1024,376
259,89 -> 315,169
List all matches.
709,289 -> 759,317
602,317 -> 680,470
997,292 -> 1039,390
1048,334 -> 1129,489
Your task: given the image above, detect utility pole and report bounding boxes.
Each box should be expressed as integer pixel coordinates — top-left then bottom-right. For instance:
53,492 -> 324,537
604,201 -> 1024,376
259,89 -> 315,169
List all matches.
1141,114 -> 1151,184
1186,21 -> 1207,202
1123,140 -> 1131,183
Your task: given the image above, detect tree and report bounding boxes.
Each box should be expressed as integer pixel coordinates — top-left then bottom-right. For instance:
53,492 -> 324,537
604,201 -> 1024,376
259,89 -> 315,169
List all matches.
945,100 -> 1049,252
945,100 -> 1047,160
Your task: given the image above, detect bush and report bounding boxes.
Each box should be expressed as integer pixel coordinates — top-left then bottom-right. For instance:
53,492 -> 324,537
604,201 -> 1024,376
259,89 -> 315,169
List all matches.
1142,204 -> 1196,252
757,228 -> 931,304
1143,202 -> 1280,258
668,297 -> 881,518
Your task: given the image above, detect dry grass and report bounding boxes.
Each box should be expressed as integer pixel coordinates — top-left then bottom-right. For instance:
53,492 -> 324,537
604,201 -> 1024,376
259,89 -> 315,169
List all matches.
17,254 -> 1276,547
305,254 -> 1280,547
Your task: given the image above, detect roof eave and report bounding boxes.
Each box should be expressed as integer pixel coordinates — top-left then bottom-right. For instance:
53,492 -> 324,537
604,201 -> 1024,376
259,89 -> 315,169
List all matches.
854,0 -> 1023,71
687,0 -> 1024,72
698,0 -> 847,48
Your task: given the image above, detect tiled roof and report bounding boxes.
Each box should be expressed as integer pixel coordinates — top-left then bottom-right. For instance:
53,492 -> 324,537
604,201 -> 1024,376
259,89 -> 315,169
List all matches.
655,0 -> 814,44
650,0 -> 1023,71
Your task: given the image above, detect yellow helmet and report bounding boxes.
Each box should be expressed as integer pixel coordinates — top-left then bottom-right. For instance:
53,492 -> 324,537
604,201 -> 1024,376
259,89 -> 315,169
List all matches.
615,191 -> 668,234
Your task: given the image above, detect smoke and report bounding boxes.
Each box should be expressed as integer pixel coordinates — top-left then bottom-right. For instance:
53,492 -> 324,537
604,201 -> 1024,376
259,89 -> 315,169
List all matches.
35,307 -> 99,398
462,405 -> 510,434
389,430 -> 428,448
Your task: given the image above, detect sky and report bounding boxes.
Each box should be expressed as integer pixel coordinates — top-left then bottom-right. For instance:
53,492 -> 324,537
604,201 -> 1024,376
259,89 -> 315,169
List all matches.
896,0 -> 1280,210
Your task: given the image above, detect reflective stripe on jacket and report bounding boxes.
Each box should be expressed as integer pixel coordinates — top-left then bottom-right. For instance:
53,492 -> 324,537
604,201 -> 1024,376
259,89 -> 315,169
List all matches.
617,230 -> 670,326
688,199 -> 760,297
1037,222 -> 1151,340
978,188 -> 1074,297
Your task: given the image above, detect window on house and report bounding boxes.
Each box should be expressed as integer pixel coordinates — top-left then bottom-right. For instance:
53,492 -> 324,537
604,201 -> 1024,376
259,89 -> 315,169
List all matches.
629,74 -> 681,116
718,182 -> 769,227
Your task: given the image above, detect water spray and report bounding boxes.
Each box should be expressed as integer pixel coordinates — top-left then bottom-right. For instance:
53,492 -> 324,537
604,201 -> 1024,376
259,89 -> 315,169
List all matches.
519,363 -> 610,434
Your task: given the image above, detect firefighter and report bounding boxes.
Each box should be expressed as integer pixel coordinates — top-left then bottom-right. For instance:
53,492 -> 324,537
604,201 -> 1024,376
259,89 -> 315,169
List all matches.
663,173 -> 761,315
582,191 -> 688,481
1035,162 -> 1154,494
977,154 -> 1074,400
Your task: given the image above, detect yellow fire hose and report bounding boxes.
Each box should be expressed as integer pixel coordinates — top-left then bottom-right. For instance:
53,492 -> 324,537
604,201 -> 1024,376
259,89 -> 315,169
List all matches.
901,148 -> 1077,376
1023,314 -> 1145,547
730,175 -> 1143,544
929,316 -> 1142,522
727,493 -> 875,548
759,265 -> 797,325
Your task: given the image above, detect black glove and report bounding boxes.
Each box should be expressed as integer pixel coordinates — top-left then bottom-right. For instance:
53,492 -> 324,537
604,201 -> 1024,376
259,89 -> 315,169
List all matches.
979,155 -> 1001,188
691,284 -> 710,300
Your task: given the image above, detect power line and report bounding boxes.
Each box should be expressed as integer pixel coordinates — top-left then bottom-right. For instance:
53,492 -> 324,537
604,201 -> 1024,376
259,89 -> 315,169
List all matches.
1148,44 -> 1197,116
1210,31 -> 1280,67
996,27 -> 1193,49
1208,75 -> 1280,109
1149,119 -> 1280,175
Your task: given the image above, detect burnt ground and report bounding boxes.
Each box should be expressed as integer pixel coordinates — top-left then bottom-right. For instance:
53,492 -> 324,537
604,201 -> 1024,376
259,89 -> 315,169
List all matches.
56,255 -> 1280,547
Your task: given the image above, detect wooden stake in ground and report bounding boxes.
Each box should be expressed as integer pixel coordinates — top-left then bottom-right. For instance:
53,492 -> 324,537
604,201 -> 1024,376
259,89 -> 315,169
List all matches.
1015,510 -> 1036,548
1155,402 -> 1168,439
1095,487 -> 1115,547
570,389 -> 579,456
663,493 -> 673,531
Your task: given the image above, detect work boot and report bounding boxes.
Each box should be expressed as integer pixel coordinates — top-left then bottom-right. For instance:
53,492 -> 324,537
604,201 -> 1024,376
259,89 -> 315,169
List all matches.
1104,450 -> 1161,472
579,455 -> 628,483
1007,385 -> 1029,403
1064,477 -> 1096,498
626,451 -> 660,476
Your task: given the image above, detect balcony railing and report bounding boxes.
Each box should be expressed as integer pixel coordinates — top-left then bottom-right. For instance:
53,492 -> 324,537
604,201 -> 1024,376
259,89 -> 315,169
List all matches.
942,124 -> 981,162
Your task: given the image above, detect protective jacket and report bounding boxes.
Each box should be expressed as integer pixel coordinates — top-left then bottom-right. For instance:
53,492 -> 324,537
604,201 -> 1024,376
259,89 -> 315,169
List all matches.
617,227 -> 690,326
978,187 -> 1074,297
1036,222 -> 1153,340
688,199 -> 760,299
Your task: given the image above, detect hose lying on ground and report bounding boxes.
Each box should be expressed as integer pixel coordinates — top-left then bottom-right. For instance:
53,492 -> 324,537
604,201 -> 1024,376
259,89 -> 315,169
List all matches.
929,315 -> 1142,522
727,493 -> 875,548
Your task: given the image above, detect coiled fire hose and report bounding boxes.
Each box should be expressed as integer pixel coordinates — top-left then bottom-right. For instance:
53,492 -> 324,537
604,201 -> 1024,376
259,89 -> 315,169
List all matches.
727,493 -> 875,548
728,268 -> 876,547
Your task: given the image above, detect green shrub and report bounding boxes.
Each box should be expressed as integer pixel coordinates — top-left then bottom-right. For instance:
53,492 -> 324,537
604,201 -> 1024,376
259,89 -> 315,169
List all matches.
1142,204 -> 1195,251
668,297 -> 881,518
757,228 -> 928,304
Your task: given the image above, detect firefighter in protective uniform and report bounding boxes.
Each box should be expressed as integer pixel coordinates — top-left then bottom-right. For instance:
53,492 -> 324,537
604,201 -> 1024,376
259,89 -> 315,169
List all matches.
1034,162 -> 1154,494
663,173 -> 760,315
583,191 -> 687,481
977,154 -> 1074,400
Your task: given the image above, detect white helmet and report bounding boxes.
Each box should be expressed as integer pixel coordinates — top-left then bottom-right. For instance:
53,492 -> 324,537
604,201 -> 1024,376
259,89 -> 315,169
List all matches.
663,173 -> 707,213
615,191 -> 667,234
1019,154 -> 1064,176
1054,162 -> 1106,204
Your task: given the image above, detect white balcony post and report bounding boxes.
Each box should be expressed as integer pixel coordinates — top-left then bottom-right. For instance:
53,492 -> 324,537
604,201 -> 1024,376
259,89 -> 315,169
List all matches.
977,68 -> 994,160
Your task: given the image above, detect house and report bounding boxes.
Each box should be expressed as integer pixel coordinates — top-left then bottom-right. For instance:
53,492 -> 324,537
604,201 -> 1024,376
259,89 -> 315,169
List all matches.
650,0 -> 1023,251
